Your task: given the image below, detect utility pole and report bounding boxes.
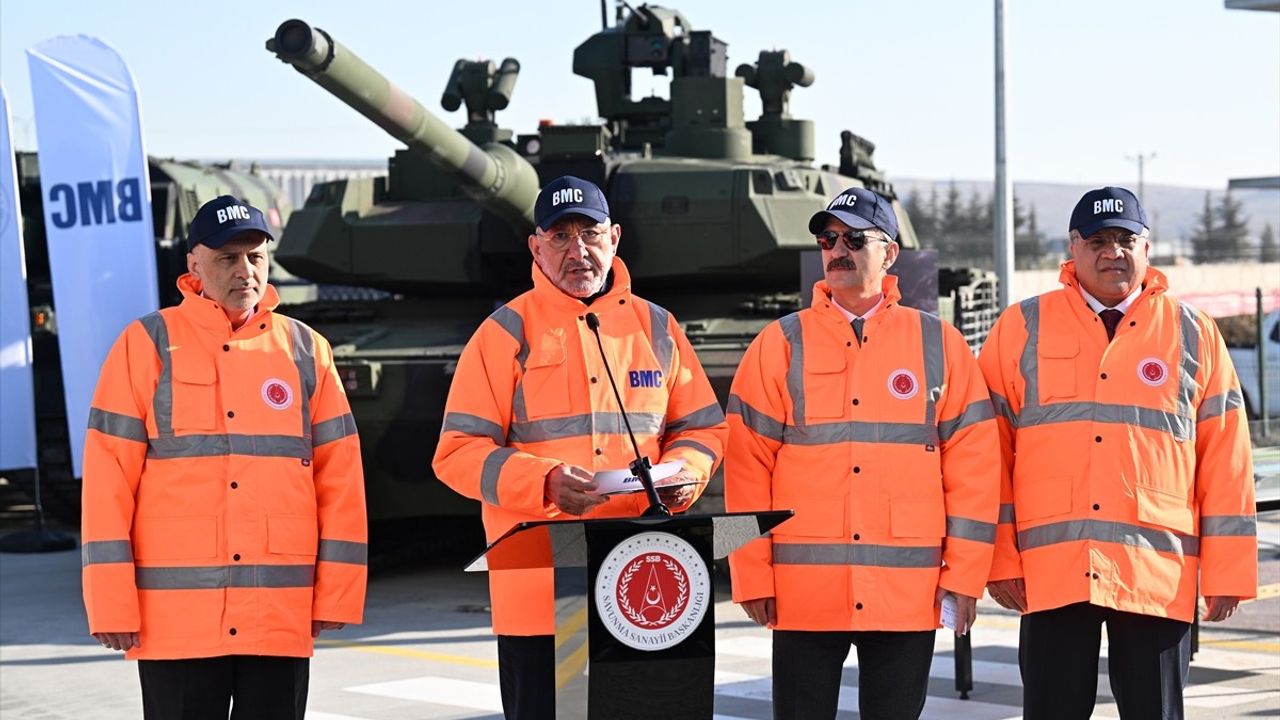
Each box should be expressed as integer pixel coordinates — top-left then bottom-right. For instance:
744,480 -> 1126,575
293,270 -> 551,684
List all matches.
1126,152 -> 1157,207
993,0 -> 1014,308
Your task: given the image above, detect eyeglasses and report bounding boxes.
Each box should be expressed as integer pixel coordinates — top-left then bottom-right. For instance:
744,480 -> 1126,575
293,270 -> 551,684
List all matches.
815,229 -> 888,252
1084,234 -> 1141,253
538,227 -> 611,252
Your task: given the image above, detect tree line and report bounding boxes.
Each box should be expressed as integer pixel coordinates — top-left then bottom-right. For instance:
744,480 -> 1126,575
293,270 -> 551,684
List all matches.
903,184 -> 1278,268
1189,191 -> 1277,264
903,183 -> 1055,270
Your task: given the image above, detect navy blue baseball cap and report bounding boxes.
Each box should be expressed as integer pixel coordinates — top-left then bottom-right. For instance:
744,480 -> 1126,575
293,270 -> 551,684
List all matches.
534,176 -> 610,231
1070,186 -> 1148,238
808,187 -> 899,241
187,195 -> 274,251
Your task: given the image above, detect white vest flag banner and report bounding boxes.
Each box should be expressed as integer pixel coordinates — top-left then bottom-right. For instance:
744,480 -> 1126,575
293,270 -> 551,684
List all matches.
0,84 -> 39,472
28,36 -> 157,478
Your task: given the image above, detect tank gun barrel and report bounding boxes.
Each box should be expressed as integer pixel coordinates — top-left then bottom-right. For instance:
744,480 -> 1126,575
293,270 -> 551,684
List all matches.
267,19 -> 537,231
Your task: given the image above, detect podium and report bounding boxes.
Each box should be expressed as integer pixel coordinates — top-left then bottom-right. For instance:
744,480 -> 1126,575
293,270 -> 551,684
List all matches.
466,510 -> 791,720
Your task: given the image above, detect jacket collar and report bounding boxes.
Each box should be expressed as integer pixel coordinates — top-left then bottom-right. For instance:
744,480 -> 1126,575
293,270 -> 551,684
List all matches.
1057,260 -> 1169,299
809,273 -> 903,322
176,273 -> 280,335
530,255 -> 632,313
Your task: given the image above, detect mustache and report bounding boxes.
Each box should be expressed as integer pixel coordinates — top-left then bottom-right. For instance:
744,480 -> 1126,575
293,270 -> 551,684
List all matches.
827,258 -> 856,271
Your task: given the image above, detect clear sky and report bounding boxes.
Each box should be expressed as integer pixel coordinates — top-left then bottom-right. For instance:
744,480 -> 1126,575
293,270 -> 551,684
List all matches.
2,0 -> 1277,189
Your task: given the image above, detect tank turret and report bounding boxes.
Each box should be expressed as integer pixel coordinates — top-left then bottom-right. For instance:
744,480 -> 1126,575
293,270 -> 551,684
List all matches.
264,4 -> 998,528
266,19 -> 539,291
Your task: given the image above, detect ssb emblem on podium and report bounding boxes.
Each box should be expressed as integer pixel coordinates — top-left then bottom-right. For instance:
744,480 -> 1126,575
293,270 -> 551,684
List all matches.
594,531 -> 711,651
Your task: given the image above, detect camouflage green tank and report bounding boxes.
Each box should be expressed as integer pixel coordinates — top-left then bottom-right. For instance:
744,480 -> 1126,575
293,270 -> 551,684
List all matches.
265,5 -> 998,536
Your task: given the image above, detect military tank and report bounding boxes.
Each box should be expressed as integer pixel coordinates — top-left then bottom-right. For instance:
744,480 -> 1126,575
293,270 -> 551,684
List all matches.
265,5 -> 999,531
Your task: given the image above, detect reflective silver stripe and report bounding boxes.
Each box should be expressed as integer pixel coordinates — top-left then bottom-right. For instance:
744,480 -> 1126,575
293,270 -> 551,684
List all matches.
727,394 -> 784,443
1176,302 -> 1201,440
1200,515 -> 1256,537
990,391 -> 1018,428
665,438 -> 717,465
82,540 -> 133,566
286,318 -> 316,451
1018,401 -> 1192,438
481,446 -> 518,505
1197,390 -> 1245,422
773,543 -> 942,568
920,311 -> 944,428
1018,297 -> 1041,408
88,408 -> 147,443
779,313 -> 806,426
139,312 -> 173,437
441,412 -> 506,445
998,503 -> 1016,524
1017,519 -> 1199,557
136,564 -> 315,589
667,403 -> 725,434
147,434 -> 311,460
313,413 -> 357,446
317,539 -> 369,565
938,400 -> 995,443
648,303 -> 674,377
490,306 -> 531,423
490,305 -> 524,346
508,412 -> 665,444
782,420 -> 939,446
946,516 -> 997,543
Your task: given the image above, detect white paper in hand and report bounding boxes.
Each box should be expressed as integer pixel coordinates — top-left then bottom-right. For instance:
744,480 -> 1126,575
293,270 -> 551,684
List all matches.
940,592 -> 961,633
593,461 -> 685,496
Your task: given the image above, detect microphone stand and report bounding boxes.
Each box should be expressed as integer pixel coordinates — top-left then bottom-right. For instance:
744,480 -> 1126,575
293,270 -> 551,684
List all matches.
585,312 -> 670,517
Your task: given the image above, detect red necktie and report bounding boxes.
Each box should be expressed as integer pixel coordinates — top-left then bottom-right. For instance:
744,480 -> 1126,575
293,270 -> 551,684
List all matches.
1100,309 -> 1123,341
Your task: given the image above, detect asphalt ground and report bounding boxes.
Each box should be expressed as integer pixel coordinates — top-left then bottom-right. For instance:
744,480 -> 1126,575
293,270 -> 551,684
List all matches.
1,448 -> 1277,718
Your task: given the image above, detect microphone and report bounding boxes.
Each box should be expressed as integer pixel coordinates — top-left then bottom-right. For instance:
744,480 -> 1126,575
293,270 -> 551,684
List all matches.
584,311 -> 670,517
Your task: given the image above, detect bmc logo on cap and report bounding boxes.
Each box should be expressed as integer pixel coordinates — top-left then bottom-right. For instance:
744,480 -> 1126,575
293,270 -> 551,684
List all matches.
217,205 -> 251,224
1093,198 -> 1124,215
551,188 -> 584,206
829,194 -> 857,210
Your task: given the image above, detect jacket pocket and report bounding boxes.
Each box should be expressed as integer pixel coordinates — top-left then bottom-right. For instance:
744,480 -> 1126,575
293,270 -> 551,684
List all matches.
134,516 -> 218,560
803,352 -> 847,420
268,515 -> 319,556
1013,476 -> 1073,522
1038,333 -> 1078,401
170,357 -> 218,431
1135,485 -> 1194,535
521,333 -> 571,419
889,499 -> 946,538
773,493 -> 847,538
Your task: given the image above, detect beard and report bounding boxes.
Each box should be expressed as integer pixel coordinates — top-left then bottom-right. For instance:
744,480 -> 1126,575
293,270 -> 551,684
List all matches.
539,253 -> 608,298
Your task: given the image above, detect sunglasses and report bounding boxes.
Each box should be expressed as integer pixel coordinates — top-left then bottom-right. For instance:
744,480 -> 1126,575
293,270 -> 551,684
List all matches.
815,229 -> 888,252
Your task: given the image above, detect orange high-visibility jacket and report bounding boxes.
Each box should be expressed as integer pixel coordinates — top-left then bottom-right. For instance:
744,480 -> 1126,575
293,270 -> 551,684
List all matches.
726,276 -> 1000,631
433,257 -> 728,636
978,263 -> 1257,621
81,274 -> 367,660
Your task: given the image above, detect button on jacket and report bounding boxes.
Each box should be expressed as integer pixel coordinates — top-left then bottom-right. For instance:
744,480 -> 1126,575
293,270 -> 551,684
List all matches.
82,274 -> 368,659
979,262 -> 1257,621
726,275 -> 1000,631
433,257 -> 728,636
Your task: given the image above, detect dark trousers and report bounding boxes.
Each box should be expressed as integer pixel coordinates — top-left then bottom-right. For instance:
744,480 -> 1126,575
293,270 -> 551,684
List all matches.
497,634 -> 556,720
773,629 -> 935,720
1020,602 -> 1191,720
138,655 -> 309,720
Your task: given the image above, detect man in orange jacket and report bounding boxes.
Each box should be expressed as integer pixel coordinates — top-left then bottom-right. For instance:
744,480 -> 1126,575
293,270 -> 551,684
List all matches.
433,175 -> 728,720
980,187 -> 1257,719
82,195 -> 367,720
726,186 -> 1000,719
